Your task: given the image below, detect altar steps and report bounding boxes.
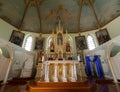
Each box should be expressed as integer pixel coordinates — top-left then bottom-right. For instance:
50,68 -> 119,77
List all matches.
27,80 -> 96,92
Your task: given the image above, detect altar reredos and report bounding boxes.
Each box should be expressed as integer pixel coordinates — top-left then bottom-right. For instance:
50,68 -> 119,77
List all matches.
46,20 -> 73,61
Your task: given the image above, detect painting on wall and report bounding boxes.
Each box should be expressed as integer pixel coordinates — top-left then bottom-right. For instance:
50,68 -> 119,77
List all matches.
95,28 -> 111,45
35,37 -> 44,50
9,30 -> 25,46
75,35 -> 88,51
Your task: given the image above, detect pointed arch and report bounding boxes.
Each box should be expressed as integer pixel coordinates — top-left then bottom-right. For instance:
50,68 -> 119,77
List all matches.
0,48 -> 2,54
46,35 -> 53,51
87,34 -> 96,50
23,35 -> 33,51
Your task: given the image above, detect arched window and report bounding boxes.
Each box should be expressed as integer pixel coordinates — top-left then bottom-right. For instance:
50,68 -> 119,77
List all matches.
48,38 -> 52,47
87,35 -> 96,50
23,35 -> 33,51
0,48 -> 2,54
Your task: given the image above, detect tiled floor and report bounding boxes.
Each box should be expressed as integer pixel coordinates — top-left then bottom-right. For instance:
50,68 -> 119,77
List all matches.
0,80 -> 120,92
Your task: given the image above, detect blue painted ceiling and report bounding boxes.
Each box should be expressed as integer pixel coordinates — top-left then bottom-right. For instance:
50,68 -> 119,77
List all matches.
0,0 -> 120,33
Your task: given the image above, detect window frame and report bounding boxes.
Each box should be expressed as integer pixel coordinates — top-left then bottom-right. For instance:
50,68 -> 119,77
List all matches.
87,34 -> 96,50
23,35 -> 33,51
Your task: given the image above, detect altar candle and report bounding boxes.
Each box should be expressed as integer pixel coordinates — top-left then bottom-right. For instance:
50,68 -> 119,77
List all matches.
42,56 -> 44,62
78,55 -> 80,61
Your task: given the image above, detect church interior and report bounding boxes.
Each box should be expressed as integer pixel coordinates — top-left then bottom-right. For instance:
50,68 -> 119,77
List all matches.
0,0 -> 120,92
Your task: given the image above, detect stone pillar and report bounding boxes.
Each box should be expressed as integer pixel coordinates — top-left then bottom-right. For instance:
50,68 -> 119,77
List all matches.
39,63 -> 44,81
52,63 -> 58,82
108,58 -> 118,83
61,63 -> 67,82
36,63 -> 43,81
68,62 -> 76,82
44,62 -> 49,82
79,62 -> 83,81
73,62 -> 77,80
70,63 -> 74,77
54,64 -> 58,77
62,63 -> 66,77
3,58 -> 13,84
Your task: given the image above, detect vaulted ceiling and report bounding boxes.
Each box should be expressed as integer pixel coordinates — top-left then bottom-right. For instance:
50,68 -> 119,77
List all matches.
0,0 -> 120,34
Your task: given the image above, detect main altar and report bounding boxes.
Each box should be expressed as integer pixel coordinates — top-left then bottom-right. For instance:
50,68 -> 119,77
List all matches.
35,20 -> 86,82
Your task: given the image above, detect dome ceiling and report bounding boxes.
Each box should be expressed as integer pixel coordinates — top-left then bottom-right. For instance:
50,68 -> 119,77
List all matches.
0,0 -> 120,34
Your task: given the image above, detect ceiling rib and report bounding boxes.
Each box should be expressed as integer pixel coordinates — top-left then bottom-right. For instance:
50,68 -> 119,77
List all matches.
88,0 -> 101,29
19,0 -> 31,30
35,0 -> 42,33
78,0 -> 84,34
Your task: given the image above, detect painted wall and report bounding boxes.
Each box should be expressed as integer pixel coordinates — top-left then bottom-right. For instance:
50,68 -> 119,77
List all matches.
0,19 -> 17,41
0,16 -> 120,51
106,16 -> 120,38
81,16 -> 120,45
0,16 -> 120,80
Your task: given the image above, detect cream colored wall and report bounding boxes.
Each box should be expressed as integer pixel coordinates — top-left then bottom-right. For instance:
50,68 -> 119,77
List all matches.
0,16 -> 120,51
106,16 -> 120,38
0,19 -> 17,41
81,16 -> 120,46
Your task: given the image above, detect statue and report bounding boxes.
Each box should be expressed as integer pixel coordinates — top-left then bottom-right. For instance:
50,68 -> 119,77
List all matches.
66,41 -> 70,52
46,17 -> 74,61
50,41 -> 54,52
57,33 -> 63,45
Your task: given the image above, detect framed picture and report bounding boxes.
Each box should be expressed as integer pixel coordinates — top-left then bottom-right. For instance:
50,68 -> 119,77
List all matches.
75,35 -> 87,50
35,37 -> 44,50
9,30 -> 25,46
95,28 -> 111,45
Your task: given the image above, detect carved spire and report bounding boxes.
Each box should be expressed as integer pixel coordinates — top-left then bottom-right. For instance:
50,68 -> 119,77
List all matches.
66,29 -> 68,38
52,29 -> 55,43
58,19 -> 61,30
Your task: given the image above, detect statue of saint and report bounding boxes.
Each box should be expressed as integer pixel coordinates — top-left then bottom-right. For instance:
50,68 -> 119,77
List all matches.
50,41 -> 54,52
66,41 -> 70,52
57,33 -> 63,45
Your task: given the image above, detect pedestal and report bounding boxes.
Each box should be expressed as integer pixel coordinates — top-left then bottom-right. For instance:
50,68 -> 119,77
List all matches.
61,63 -> 67,82
51,63 -> 58,82
68,62 -> 76,82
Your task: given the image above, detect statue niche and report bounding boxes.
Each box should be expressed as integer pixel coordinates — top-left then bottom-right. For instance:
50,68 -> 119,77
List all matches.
46,19 -> 74,61
57,33 -> 63,45
50,41 -> 54,52
66,41 -> 70,52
